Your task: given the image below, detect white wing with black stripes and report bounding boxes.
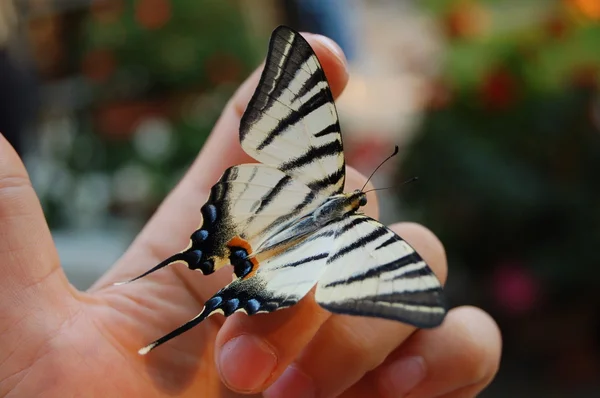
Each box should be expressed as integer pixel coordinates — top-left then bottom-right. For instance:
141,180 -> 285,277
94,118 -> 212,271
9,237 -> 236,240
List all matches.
315,215 -> 446,328
116,163 -> 327,283
240,26 -> 345,197
123,25 -> 447,356
138,221 -> 340,355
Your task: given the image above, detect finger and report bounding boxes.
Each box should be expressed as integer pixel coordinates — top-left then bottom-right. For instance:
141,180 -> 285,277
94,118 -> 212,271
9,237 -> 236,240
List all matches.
352,306 -> 500,398
93,33 -> 348,290
214,167 -> 377,394
263,222 -> 447,398
0,135 -> 69,311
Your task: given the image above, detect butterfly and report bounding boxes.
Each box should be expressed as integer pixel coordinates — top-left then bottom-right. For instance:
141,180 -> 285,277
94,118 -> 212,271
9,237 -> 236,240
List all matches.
118,25 -> 447,355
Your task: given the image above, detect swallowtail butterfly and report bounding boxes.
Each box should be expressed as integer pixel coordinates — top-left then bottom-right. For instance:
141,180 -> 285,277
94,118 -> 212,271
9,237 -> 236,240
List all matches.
119,26 -> 447,355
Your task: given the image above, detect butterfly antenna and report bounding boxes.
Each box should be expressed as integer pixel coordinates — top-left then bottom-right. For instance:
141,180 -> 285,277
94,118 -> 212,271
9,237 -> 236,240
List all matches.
363,177 -> 418,194
113,252 -> 188,286
361,145 -> 400,192
400,176 -> 419,186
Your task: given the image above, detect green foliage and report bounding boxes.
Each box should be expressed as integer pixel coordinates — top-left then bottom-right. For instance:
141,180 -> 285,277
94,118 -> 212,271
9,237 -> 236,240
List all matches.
38,1 -> 261,228
400,2 -> 600,286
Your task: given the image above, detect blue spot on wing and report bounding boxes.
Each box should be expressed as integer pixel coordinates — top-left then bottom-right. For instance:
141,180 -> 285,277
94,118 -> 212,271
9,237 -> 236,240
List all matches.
223,298 -> 240,316
245,299 -> 261,314
205,295 -> 223,310
204,204 -> 217,224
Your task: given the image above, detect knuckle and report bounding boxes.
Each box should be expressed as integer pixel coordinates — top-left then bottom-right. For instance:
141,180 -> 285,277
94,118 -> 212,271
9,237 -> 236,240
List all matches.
0,176 -> 34,219
337,319 -> 386,371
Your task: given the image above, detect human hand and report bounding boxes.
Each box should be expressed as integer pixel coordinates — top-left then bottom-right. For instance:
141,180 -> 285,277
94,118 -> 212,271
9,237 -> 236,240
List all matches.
0,33 -> 501,397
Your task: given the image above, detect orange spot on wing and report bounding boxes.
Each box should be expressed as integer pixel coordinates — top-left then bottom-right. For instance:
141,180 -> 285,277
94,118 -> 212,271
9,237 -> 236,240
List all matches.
227,236 -> 253,254
227,235 -> 260,279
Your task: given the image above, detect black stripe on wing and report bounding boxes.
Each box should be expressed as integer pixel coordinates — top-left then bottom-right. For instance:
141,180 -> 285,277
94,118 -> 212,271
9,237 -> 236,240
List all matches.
279,140 -> 343,172
256,86 -> 331,151
239,25 -> 345,196
316,216 -> 447,328
322,253 -> 424,288
240,26 -> 312,140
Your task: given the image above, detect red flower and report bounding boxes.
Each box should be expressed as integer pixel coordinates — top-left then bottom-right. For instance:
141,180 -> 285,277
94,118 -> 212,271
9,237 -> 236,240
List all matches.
492,262 -> 541,316
91,0 -> 124,24
545,15 -> 569,39
135,0 -> 171,30
570,65 -> 598,89
443,2 -> 489,40
82,49 -> 116,83
480,67 -> 519,110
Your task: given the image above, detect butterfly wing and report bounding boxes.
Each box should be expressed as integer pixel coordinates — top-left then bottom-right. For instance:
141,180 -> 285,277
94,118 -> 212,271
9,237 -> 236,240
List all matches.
138,221 -> 338,354
119,164 -> 326,283
240,26 -> 345,196
315,215 -> 446,328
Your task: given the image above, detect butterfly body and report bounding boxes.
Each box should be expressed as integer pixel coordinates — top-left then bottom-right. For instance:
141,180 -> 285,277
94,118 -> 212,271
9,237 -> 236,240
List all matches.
254,189 -> 366,254
123,26 -> 447,356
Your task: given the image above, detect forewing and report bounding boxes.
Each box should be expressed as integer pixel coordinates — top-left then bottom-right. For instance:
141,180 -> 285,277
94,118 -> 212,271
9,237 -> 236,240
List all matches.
218,164 -> 327,244
240,26 -> 345,196
118,164 -> 326,283
315,215 -> 446,328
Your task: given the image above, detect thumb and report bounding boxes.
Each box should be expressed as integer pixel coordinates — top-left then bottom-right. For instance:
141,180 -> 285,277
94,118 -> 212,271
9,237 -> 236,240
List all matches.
0,134 -> 71,318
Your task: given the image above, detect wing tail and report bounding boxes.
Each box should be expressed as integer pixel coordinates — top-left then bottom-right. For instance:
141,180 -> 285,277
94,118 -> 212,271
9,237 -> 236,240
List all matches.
138,295 -> 228,355
113,252 -> 191,286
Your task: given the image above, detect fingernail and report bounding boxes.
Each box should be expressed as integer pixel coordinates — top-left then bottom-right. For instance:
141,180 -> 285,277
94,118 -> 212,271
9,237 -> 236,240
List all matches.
379,356 -> 426,398
264,366 -> 315,398
219,335 -> 277,392
312,34 -> 347,67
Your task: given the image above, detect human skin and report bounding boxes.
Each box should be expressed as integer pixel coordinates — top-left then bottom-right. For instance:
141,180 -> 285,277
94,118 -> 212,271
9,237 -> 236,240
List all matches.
0,33 -> 501,397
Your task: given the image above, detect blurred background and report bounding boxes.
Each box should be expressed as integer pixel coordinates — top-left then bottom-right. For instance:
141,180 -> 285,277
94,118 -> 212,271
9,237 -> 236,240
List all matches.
1,0 -> 599,396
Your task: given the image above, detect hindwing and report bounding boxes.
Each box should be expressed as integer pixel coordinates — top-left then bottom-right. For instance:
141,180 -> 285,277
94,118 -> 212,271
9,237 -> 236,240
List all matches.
315,215 -> 446,328
138,222 -> 338,355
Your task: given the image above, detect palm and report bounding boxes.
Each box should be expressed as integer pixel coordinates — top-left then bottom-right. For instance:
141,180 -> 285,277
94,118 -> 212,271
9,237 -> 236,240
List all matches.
64,293 -> 227,397
7,189 -> 242,396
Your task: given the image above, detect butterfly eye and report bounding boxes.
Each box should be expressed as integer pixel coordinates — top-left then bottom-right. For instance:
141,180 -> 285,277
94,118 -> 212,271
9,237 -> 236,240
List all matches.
359,196 -> 367,207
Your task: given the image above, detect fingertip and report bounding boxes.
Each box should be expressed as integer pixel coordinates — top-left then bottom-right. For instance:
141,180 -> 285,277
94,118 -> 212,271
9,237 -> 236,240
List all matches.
449,306 -> 502,384
215,299 -> 330,393
217,334 -> 278,393
388,306 -> 501,397
302,33 -> 349,97
304,33 -> 347,69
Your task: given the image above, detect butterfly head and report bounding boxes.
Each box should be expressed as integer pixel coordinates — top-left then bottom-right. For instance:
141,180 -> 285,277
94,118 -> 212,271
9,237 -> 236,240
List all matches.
347,189 -> 368,210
